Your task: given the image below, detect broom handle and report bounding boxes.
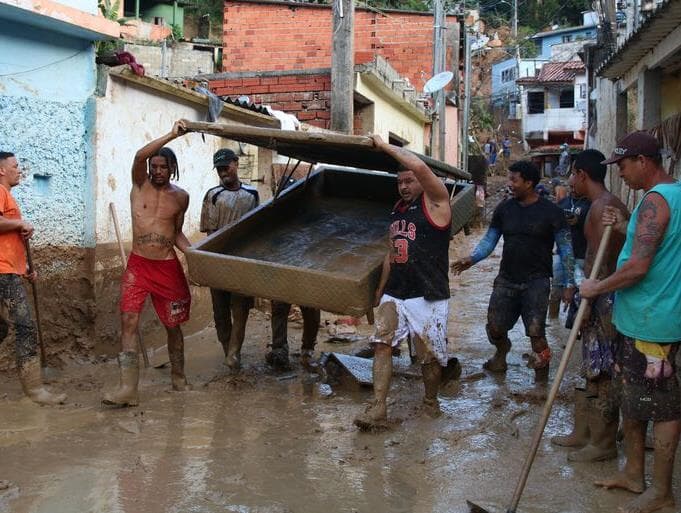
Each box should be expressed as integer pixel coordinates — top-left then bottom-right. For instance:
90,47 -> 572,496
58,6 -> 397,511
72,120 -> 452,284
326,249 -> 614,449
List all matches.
110,203 -> 150,368
507,225 -> 613,513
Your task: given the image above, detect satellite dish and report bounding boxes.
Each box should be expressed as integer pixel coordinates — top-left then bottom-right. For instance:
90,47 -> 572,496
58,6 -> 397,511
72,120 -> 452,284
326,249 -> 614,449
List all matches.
423,71 -> 453,94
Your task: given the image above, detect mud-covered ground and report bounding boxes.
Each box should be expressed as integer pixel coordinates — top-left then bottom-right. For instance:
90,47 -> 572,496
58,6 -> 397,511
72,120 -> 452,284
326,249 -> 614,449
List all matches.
1,225 -> 680,513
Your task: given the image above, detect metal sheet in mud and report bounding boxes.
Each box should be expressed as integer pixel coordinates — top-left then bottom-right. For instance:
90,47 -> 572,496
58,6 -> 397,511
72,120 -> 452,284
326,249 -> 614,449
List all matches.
329,353 -> 421,385
186,166 -> 474,316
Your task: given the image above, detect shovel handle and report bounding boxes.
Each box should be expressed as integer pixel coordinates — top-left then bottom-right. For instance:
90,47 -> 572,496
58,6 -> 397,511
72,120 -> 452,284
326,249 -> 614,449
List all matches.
506,225 -> 613,513
23,239 -> 47,368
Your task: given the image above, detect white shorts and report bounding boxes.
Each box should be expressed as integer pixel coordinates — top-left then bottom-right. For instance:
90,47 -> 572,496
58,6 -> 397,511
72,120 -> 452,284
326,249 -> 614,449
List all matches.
372,294 -> 450,366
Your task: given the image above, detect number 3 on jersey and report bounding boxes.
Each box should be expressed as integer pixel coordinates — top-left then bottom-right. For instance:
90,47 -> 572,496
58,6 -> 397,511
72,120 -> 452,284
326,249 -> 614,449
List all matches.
392,239 -> 409,264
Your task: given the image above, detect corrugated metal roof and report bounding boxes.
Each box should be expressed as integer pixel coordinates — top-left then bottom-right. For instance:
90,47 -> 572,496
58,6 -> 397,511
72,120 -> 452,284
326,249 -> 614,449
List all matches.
597,0 -> 681,79
517,61 -> 585,84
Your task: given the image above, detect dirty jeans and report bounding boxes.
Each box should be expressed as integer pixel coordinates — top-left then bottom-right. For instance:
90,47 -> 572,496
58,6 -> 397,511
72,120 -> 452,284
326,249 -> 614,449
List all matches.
487,276 -> 550,338
0,274 -> 38,364
271,301 -> 320,351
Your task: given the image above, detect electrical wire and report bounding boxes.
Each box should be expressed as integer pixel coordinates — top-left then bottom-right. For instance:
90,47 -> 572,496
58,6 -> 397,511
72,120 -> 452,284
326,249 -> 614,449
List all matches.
0,48 -> 90,77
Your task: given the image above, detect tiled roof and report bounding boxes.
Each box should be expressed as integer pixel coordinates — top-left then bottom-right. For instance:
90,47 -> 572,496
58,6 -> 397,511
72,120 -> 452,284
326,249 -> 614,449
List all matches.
517,61 -> 585,84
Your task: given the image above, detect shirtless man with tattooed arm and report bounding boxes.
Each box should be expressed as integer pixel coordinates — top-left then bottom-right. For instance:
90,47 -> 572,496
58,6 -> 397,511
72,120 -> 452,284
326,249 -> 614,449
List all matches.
103,120 -> 193,407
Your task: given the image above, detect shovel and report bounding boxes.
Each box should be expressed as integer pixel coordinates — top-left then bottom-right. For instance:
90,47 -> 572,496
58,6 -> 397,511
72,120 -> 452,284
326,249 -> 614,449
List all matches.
23,239 -> 52,375
467,225 -> 612,513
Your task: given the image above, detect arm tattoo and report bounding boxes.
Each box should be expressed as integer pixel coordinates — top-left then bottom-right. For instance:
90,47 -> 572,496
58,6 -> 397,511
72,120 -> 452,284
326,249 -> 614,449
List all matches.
135,232 -> 173,248
471,227 -> 502,264
632,197 -> 665,259
555,228 -> 575,286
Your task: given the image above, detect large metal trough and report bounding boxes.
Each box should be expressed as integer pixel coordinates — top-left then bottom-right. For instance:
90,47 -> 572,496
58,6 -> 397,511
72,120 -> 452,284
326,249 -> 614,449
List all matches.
186,165 -> 474,316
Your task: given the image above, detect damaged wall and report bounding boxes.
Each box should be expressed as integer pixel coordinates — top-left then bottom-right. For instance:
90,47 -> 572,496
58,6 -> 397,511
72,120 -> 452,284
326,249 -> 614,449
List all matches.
0,18 -> 98,368
93,70 -> 272,350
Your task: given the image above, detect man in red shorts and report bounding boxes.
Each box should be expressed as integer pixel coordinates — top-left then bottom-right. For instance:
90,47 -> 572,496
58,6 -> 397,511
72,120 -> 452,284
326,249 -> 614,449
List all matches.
103,120 -> 193,407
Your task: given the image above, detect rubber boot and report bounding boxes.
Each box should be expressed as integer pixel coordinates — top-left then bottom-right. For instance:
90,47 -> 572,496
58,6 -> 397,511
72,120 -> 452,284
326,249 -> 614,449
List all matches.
551,388 -> 590,447
168,339 -> 192,391
102,352 -> 139,407
18,356 -> 66,406
267,301 -> 291,371
422,361 -> 443,418
483,326 -> 511,373
354,302 -> 396,432
225,298 -> 250,371
568,396 -> 618,462
354,346 -> 392,431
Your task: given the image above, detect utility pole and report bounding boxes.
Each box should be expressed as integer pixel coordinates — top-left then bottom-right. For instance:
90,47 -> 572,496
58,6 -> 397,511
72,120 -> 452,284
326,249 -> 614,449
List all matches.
331,0 -> 354,134
462,28 -> 472,177
432,0 -> 446,161
448,20 -> 461,168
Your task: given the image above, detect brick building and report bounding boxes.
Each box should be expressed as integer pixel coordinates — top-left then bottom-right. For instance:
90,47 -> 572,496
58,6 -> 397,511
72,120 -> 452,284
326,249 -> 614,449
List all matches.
204,0 -> 460,158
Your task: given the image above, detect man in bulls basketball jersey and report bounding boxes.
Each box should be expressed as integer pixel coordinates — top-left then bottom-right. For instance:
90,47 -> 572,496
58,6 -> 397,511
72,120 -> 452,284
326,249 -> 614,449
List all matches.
354,135 -> 453,431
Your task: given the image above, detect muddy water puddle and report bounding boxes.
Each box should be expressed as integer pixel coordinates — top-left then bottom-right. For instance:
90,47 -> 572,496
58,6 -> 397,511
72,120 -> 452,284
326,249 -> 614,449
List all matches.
1,229 -> 679,513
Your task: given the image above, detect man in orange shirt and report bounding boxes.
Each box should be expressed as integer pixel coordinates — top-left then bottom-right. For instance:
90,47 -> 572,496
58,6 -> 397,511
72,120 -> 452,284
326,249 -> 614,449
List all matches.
0,151 -> 66,405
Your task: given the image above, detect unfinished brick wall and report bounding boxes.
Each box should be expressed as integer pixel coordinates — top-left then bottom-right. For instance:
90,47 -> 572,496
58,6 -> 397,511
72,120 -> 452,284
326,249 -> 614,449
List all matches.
222,1 -> 457,92
210,72 -> 332,128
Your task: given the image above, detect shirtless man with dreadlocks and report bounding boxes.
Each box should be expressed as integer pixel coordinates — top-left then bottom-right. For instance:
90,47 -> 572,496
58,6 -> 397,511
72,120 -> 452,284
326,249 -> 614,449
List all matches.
103,120 -> 193,407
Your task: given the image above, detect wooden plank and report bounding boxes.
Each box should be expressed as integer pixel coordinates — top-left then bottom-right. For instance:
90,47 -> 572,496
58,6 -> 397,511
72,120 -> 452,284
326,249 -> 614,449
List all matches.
184,121 -> 471,180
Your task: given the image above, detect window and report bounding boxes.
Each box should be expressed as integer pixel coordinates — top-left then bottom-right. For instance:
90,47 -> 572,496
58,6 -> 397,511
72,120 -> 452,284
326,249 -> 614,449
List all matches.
579,84 -> 587,99
561,35 -> 573,43
501,68 -> 516,83
559,88 -> 574,108
528,91 -> 545,114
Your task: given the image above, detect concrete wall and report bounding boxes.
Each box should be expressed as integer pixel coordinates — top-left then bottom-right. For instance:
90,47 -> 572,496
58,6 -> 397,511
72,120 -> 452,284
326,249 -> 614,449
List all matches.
222,1 -> 458,94
92,71 -> 272,350
0,16 -> 100,367
124,42 -> 216,78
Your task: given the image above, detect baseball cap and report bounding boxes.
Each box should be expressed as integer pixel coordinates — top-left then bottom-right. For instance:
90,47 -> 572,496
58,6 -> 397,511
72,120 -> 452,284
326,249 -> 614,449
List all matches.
602,131 -> 661,165
213,148 -> 238,167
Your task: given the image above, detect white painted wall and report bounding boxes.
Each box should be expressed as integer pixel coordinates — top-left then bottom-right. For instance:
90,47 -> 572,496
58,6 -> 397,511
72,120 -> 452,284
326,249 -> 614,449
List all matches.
94,75 -> 230,245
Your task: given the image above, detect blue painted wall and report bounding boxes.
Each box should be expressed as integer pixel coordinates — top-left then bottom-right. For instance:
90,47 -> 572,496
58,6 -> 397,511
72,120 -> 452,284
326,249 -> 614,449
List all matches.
491,57 -> 517,106
0,18 -> 97,247
535,26 -> 596,59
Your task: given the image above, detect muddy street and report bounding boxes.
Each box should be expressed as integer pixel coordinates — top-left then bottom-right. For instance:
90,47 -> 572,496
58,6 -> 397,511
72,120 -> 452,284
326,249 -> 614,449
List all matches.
0,228 -> 678,513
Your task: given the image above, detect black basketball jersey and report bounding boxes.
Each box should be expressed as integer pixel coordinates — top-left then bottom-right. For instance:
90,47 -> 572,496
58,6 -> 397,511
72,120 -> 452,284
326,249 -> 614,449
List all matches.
383,194 -> 450,301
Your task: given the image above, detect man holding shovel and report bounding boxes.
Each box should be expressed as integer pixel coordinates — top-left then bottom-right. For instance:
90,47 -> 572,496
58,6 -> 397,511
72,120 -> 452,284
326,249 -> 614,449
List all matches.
353,134 -> 452,431
581,132 -> 681,513
103,120 -> 193,407
0,151 -> 66,405
551,149 -> 628,462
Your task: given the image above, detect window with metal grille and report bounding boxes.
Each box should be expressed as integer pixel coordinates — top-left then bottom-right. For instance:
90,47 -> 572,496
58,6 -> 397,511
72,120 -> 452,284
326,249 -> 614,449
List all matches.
559,88 -> 574,108
528,91 -> 545,114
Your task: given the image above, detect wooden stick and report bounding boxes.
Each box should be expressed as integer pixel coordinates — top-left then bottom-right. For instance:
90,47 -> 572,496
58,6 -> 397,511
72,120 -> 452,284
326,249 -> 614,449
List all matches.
23,239 -> 47,368
109,203 -> 150,368
505,225 -> 613,513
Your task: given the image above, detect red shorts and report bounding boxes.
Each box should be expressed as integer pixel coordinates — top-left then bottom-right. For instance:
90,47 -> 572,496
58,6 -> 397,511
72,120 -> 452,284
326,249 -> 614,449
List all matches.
120,252 -> 191,327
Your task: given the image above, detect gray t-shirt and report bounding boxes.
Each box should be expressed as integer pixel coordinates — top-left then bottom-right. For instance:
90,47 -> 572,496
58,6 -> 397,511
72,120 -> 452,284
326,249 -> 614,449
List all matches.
200,183 -> 259,234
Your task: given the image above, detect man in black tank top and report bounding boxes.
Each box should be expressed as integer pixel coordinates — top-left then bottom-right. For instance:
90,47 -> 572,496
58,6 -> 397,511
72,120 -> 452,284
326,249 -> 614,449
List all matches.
354,135 -> 454,432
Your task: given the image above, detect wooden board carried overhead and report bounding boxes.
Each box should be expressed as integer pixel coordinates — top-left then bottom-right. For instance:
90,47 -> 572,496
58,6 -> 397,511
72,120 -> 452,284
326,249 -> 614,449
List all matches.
184,121 -> 471,181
